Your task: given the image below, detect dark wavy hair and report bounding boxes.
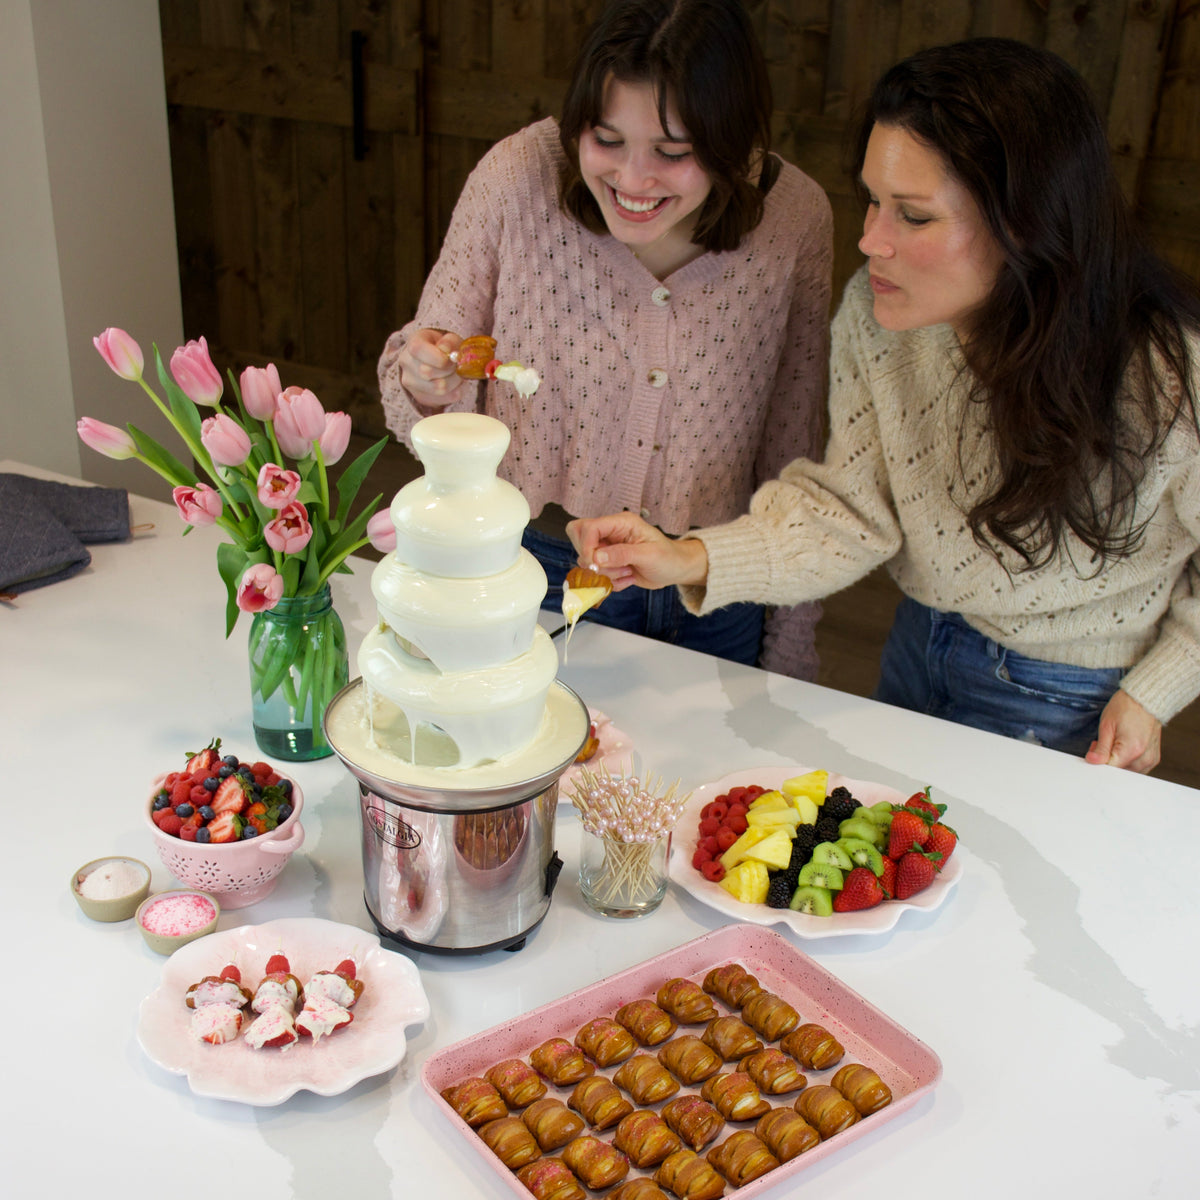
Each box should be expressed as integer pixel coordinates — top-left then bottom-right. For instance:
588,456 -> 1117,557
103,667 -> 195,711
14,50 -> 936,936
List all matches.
558,0 -> 773,253
853,38 -> 1200,571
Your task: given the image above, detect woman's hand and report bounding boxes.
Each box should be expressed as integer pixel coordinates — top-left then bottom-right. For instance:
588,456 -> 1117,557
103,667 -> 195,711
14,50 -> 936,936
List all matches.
399,328 -> 466,405
566,514 -> 709,592
1085,689 -> 1162,773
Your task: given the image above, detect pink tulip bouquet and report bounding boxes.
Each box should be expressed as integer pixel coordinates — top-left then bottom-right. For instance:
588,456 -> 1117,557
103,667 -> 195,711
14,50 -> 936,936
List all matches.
81,328 -> 390,635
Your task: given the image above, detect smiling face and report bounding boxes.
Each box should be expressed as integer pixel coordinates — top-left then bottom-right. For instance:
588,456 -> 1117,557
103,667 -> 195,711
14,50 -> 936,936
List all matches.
577,77 -> 713,259
858,124 -> 1005,341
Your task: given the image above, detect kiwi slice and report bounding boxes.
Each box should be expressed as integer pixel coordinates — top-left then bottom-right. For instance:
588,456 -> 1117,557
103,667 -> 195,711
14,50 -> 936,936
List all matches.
797,861 -> 845,891
789,884 -> 834,916
837,837 -> 885,876
838,817 -> 885,849
861,801 -> 896,828
810,841 -> 854,870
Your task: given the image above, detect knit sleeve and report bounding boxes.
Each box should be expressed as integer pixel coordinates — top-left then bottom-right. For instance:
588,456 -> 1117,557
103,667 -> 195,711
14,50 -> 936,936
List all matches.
377,135 -> 511,450
1113,440 -> 1200,723
680,271 -> 904,614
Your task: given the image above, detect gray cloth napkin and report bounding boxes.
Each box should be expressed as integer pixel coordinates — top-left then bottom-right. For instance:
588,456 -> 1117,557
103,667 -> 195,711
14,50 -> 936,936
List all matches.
0,473 -> 131,595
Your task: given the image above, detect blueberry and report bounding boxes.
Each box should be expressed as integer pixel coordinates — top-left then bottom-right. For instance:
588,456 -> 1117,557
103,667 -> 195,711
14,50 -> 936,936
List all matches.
152,792 -> 170,811
176,803 -> 194,818
237,766 -> 255,781
203,776 -> 220,791
217,764 -> 234,778
277,803 -> 293,823
199,805 -> 215,821
222,754 -> 239,767
241,825 -> 258,839
279,779 -> 293,797
195,827 -> 211,843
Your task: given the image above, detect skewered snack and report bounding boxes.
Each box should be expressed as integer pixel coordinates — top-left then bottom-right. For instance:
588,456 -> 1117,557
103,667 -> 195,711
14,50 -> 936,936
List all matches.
656,978 -> 718,1024
609,1180 -> 671,1200
561,1135 -> 630,1190
741,991 -> 800,1041
185,964 -> 252,1010
705,1130 -> 780,1187
654,1148 -> 727,1200
831,1063 -> 893,1115
614,999 -> 677,1046
754,1107 -> 820,1162
737,1048 -> 807,1095
188,1001 -> 246,1045
479,1115 -> 542,1169
487,1058 -> 548,1108
451,334 -> 498,378
700,1072 -> 772,1122
568,1076 -> 634,1131
613,1054 -> 680,1105
779,1023 -> 845,1071
303,959 -> 364,1008
661,1096 -> 725,1152
575,1017 -> 637,1068
530,1037 -> 596,1086
657,1036 -> 723,1086
250,954 -> 303,1015
440,1077 -> 508,1127
516,1157 -> 587,1200
295,994 -> 354,1042
795,1084 -> 860,1139
701,963 -> 763,1009
700,1016 -> 763,1061
522,1098 -> 586,1151
613,1110 -> 682,1168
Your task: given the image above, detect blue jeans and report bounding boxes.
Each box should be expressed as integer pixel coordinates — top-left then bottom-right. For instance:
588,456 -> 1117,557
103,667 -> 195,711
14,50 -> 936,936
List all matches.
523,527 -> 764,667
875,597 -> 1125,755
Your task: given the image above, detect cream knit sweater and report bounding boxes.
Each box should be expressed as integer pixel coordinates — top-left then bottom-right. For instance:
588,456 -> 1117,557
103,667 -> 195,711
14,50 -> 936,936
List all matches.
686,267 -> 1200,723
378,118 -> 833,677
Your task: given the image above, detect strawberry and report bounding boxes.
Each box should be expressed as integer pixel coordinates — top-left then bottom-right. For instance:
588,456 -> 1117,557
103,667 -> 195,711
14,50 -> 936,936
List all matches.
334,959 -> 357,979
887,810 -> 931,859
185,738 -> 222,774
833,866 -> 885,911
207,811 -> 243,843
903,786 -> 945,823
879,856 -> 896,899
894,848 -> 941,899
925,822 -> 958,870
212,775 -> 247,815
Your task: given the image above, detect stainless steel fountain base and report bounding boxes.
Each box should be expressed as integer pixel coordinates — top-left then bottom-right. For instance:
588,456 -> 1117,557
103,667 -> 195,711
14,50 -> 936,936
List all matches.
325,678 -> 588,954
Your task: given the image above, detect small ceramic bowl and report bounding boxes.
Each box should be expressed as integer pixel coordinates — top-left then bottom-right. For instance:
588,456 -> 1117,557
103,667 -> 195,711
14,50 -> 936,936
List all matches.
71,856 -> 152,922
135,889 -> 220,955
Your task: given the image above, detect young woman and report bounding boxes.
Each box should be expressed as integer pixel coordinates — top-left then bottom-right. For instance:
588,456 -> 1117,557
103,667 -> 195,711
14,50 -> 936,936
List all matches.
568,38 -> 1200,774
378,0 -> 832,677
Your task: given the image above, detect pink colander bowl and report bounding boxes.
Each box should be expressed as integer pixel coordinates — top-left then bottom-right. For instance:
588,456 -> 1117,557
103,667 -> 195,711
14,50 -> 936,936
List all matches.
145,771 -> 305,909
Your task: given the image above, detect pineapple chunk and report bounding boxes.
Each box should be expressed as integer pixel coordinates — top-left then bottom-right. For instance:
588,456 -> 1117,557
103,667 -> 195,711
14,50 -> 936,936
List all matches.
743,829 -> 794,870
719,826 -> 771,871
746,806 -> 803,830
748,790 -> 789,811
789,794 -> 820,826
719,859 -> 771,905
781,770 -> 829,807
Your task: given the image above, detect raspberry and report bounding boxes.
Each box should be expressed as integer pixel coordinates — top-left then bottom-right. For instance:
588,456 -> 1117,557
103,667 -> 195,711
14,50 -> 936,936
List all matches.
715,827 -> 738,851
170,779 -> 192,806
251,762 -> 273,778
698,816 -> 721,837
179,825 -> 198,842
692,846 -> 713,870
700,859 -> 726,883
725,812 -> 748,835
190,785 -> 210,804
158,812 -> 184,836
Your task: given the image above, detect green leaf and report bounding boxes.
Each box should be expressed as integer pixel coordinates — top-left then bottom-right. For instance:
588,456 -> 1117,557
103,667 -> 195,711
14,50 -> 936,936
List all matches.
333,437 -> 389,525
127,424 -> 195,486
153,344 -> 204,448
295,480 -> 321,506
216,541 -> 252,638
318,498 -> 379,575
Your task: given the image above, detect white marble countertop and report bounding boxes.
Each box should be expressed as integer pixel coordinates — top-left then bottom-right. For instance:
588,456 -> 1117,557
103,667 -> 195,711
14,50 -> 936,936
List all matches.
3,462 -> 1198,1198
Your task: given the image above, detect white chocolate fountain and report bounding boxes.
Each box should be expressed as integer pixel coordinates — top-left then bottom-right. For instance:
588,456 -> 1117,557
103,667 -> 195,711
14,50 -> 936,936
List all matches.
323,412 -> 589,953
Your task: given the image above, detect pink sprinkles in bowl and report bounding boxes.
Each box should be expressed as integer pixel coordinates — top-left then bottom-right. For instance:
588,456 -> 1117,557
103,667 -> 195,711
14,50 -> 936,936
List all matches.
141,892 -> 217,937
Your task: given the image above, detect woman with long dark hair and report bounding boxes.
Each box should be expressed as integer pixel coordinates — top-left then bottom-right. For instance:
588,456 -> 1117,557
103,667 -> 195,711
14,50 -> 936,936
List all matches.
568,38 -> 1200,772
379,0 -> 832,677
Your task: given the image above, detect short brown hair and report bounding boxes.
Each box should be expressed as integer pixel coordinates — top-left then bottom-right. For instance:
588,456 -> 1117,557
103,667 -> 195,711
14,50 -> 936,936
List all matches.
558,0 -> 773,253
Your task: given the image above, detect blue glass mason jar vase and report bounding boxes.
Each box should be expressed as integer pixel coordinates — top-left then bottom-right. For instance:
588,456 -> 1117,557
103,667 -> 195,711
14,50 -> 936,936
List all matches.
248,584 -> 348,761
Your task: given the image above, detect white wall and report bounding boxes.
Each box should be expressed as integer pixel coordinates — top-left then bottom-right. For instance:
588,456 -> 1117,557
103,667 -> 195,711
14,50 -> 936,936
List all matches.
1,0 -> 183,500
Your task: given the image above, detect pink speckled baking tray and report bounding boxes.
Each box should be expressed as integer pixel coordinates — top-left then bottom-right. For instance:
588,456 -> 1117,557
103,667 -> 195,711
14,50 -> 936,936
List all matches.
421,923 -> 940,1198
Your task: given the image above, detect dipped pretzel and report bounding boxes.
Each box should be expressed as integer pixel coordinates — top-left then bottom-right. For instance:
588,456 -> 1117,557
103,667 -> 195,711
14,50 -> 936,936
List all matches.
575,1016 -> 637,1068
478,1115 -> 542,1169
661,1096 -> 725,1152
831,1063 -> 893,1115
657,978 -> 718,1024
705,1130 -> 780,1187
522,1097 -> 585,1151
614,998 -> 677,1046
613,1109 -> 683,1168
654,1148 -> 726,1200
737,1048 -> 807,1095
612,1054 -> 680,1105
530,1037 -> 595,1086
740,991 -> 800,1041
794,1084 -> 860,1139
779,1023 -> 844,1071
561,1134 -> 630,1190
657,1036 -> 723,1086
702,963 -> 764,1008
700,1072 -> 772,1122
753,1107 -> 820,1162
516,1157 -> 587,1200
486,1058 -> 547,1108
440,1077 -> 507,1127
700,1016 -> 763,1061
568,1075 -> 634,1131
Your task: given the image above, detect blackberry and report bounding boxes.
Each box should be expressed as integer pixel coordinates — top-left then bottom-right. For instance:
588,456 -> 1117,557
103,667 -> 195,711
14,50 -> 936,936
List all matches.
814,815 -> 841,844
766,873 -> 794,909
787,837 -> 815,873
823,786 -> 861,825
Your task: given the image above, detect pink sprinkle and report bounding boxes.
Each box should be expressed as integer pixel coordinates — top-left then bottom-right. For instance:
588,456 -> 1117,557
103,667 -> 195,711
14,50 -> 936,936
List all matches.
141,893 -> 215,936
